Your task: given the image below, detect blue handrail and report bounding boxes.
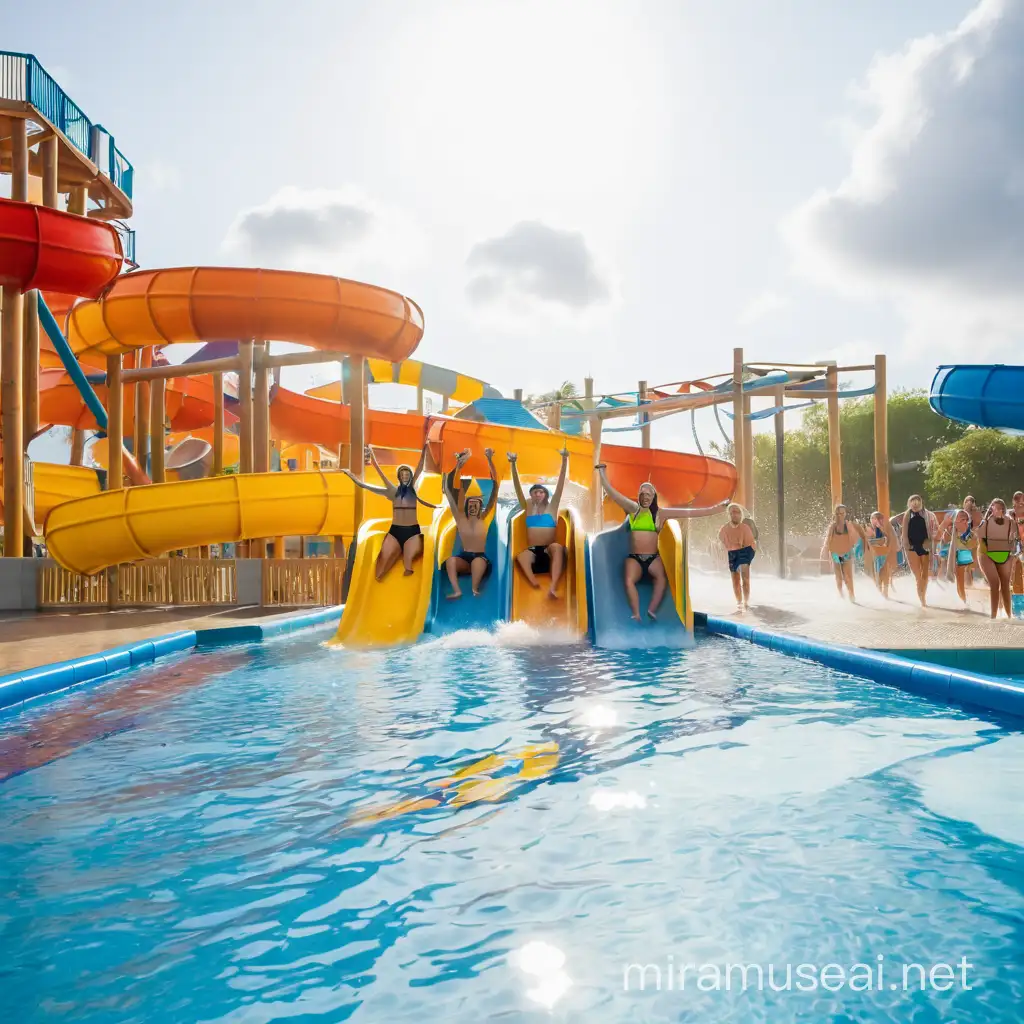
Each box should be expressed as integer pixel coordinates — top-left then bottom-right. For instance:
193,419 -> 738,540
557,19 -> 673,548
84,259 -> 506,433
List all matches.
0,50 -> 133,201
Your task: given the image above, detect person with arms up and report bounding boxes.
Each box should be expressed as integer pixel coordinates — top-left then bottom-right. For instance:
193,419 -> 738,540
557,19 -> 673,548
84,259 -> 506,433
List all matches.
508,446 -> 570,599
720,503 -> 757,611
342,442 -> 436,580
597,467 -> 719,621
443,448 -> 499,599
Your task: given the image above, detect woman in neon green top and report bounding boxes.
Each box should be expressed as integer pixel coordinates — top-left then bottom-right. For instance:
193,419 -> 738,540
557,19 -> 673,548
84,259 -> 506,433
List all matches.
597,466 -> 712,622
978,498 -> 1017,619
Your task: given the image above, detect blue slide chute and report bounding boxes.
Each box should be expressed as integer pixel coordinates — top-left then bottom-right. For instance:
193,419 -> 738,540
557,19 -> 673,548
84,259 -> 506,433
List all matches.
929,365 -> 1024,431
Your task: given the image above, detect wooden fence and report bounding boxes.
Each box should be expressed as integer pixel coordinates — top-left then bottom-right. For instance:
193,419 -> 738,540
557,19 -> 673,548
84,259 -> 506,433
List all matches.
262,558 -> 346,606
39,558 -> 238,609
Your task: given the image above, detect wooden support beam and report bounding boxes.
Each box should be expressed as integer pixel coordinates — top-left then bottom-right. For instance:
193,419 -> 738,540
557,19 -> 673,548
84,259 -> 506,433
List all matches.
150,377 -> 165,483
334,359 -> 346,557
874,354 -> 889,520
2,286 -> 25,555
826,364 -> 842,509
237,342 -> 254,475
639,380 -> 651,449
742,392 -> 754,512
70,429 -> 85,466
253,342 -> 270,473
121,356 -> 240,382
68,186 -> 88,216
106,354 -> 123,490
134,348 -> 151,473
348,356 -> 367,536
22,292 -> 38,442
10,118 -> 28,202
212,372 -> 224,474
264,348 -> 358,369
732,348 -> 745,507
591,415 -> 604,532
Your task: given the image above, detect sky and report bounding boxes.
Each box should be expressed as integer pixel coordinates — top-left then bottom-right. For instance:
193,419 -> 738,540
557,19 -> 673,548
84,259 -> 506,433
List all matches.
7,0 -> 1019,456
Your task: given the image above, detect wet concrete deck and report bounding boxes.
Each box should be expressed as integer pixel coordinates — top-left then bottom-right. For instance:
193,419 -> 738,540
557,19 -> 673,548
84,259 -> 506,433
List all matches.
0,607 -> 331,676
692,568 -> 1024,650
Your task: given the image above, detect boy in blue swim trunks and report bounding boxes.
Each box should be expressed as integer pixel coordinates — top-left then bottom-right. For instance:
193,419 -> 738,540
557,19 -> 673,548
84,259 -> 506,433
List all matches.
719,503 -> 756,610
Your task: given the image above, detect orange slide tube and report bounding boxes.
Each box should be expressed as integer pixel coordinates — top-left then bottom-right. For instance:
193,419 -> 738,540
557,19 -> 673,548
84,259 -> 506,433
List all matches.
65,268 -> 425,361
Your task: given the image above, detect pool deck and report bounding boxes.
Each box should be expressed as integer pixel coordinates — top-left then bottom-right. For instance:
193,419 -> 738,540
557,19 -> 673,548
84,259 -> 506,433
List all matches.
692,569 -> 1024,651
0,606 -> 336,676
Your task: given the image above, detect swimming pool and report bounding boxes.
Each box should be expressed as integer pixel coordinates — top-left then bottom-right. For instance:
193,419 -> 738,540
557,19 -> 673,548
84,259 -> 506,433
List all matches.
2,628 -> 1022,1021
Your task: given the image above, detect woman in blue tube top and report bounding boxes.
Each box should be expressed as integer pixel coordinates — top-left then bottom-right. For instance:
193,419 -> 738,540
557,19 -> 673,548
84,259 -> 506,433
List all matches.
508,447 -> 570,598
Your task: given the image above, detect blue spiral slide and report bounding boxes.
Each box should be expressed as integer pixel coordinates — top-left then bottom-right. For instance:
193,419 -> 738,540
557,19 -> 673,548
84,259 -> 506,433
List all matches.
929,365 -> 1024,430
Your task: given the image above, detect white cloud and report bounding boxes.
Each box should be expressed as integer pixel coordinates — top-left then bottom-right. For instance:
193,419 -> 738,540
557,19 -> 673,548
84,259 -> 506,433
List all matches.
223,186 -> 422,275
465,220 -> 613,318
786,0 -> 1024,356
737,288 -> 789,326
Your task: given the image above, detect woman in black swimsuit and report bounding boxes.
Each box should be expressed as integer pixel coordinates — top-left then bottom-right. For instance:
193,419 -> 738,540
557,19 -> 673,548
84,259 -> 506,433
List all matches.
343,443 -> 436,580
978,498 -> 1017,619
898,494 -> 934,607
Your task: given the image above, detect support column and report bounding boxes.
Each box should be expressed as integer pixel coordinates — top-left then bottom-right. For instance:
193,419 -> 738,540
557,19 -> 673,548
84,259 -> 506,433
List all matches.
212,372 -> 224,474
106,355 -> 123,490
134,348 -> 152,474
416,384 -> 424,414
732,347 -> 745,507
23,292 -> 38,442
150,378 -> 165,482
513,388 -> 523,402
873,354 -> 889,520
348,357 -> 367,537
253,342 -> 270,473
826,364 -> 842,509
68,185 -> 88,464
2,287 -> 25,555
774,386 -> 786,579
742,392 -> 754,512
639,380 -> 651,449
334,359 -> 346,557
591,416 -> 604,532
237,342 -> 254,475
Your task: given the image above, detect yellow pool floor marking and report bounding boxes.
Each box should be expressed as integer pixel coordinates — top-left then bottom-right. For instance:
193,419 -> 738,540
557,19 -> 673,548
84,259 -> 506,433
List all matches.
349,741 -> 560,826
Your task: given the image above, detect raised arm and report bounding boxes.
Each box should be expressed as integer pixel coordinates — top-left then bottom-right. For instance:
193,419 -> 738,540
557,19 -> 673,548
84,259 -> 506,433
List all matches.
482,449 -> 500,517
412,441 -> 429,485
365,446 -> 394,492
597,464 -> 638,514
507,452 -> 527,507
549,447 -> 570,511
658,499 -> 732,521
341,468 -> 392,497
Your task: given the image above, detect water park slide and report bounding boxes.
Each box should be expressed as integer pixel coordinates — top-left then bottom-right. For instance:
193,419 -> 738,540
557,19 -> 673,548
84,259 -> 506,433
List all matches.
332,476 -> 445,648
507,507 -> 588,636
587,520 -> 692,650
426,488 -> 513,637
46,472 -> 358,575
0,463 -> 101,523
929,365 -> 1024,430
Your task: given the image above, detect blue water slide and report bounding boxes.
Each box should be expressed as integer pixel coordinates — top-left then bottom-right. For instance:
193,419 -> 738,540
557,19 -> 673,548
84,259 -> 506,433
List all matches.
929,365 -> 1024,430
37,293 -> 109,429
587,522 -> 689,650
425,487 -> 513,637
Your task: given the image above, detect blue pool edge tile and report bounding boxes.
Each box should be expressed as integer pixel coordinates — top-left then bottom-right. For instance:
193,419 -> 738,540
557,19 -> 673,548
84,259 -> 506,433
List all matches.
699,613 -> 1024,719
0,606 -> 343,714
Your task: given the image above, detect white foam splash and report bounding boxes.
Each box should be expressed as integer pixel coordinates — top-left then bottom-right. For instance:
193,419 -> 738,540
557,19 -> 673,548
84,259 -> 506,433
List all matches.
493,621 -> 581,647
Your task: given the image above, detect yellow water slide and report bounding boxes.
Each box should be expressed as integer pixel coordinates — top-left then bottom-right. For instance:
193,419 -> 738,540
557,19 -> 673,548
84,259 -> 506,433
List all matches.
508,506 -> 588,636
331,476 -> 444,648
0,463 -> 102,527
45,472 -> 358,575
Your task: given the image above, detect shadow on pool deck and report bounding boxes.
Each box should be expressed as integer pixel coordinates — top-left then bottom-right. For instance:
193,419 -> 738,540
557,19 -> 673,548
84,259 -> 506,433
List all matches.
0,606 -> 334,676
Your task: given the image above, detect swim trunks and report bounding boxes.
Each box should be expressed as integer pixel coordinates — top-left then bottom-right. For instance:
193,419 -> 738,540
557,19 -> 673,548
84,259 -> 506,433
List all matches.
728,546 -> 755,573
458,551 -> 492,578
529,544 -> 551,574
388,523 -> 421,547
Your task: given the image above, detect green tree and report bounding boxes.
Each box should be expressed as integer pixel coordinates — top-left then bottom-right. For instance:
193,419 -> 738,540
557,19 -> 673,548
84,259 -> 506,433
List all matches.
925,430 -> 1024,508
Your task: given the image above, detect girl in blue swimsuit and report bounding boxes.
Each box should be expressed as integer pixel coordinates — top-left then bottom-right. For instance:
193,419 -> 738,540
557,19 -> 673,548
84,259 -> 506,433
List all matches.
508,447 -> 569,598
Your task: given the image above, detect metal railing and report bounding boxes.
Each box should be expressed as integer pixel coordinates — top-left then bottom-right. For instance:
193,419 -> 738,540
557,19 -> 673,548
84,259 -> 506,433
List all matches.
0,50 -> 134,201
262,558 -> 346,606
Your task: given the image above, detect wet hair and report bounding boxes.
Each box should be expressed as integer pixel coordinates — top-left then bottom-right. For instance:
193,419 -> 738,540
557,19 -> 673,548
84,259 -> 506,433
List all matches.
529,483 -> 550,502
395,464 -> 416,503
869,510 -> 884,525
1014,491 -> 1024,501
988,497 -> 1007,517
637,483 -> 659,519
907,494 -> 923,509
833,504 -> 848,520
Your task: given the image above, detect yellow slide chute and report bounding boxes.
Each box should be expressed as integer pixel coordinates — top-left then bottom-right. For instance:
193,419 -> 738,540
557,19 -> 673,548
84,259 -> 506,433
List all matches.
330,474 -> 444,648
45,472 -> 358,575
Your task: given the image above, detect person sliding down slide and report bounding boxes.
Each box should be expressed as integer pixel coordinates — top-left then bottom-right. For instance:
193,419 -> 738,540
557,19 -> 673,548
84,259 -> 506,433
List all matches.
443,448 -> 499,599
508,447 -> 569,599
597,466 -> 718,622
342,443 -> 437,580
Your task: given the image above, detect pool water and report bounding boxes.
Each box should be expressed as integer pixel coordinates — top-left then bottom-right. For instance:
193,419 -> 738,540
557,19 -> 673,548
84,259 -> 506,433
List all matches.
1,628 -> 1022,1022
